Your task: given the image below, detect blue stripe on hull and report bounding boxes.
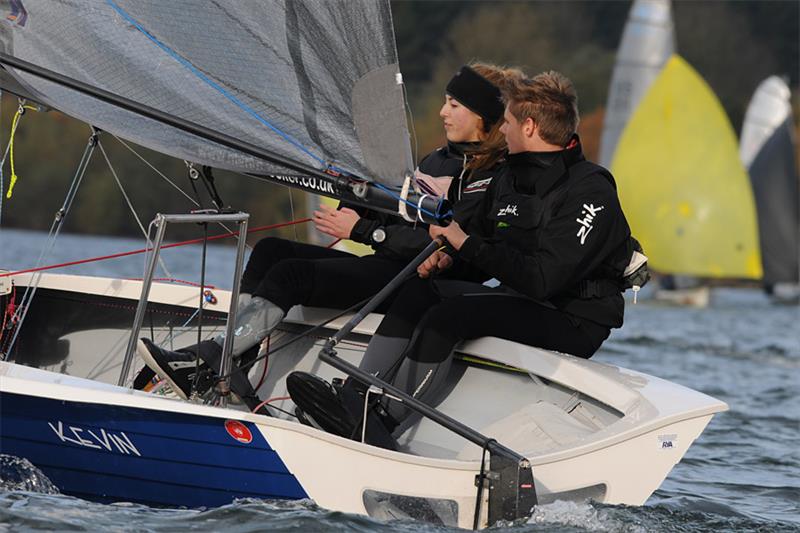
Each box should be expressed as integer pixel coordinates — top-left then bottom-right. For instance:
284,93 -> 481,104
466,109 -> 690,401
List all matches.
0,392 -> 308,507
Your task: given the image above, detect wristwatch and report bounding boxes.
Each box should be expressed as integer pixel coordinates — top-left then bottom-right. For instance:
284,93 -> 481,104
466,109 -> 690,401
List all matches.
371,227 -> 386,244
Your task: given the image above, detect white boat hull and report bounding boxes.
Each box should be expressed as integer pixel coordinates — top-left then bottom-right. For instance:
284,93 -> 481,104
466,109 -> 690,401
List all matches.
0,273 -> 728,527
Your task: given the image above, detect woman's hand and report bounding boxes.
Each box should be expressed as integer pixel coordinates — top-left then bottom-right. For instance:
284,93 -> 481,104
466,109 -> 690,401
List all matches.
418,249 -> 453,278
313,204 -> 360,239
429,221 -> 468,250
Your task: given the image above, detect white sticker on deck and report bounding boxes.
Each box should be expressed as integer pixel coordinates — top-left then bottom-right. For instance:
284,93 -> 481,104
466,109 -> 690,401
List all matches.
658,433 -> 678,450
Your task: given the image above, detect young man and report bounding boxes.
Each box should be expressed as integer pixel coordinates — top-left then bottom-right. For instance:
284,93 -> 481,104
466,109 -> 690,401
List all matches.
289,71 -> 635,448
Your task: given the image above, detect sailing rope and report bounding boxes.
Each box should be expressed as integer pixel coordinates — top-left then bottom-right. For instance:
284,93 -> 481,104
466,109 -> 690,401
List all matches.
373,181 -> 449,221
2,101 -> 38,202
0,218 -> 313,279
2,129 -> 98,360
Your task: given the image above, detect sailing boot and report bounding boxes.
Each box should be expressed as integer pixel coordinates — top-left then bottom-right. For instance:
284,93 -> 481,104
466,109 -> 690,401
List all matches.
214,296 -> 285,359
339,378 -> 399,450
137,339 -> 270,415
134,293 -> 256,393
287,372 -> 398,450
132,365 -> 157,391
135,338 -> 216,399
287,372 -> 357,437
190,340 -> 270,415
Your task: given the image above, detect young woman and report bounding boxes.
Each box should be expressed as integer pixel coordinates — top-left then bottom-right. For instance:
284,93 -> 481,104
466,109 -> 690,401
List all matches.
136,64 -> 522,413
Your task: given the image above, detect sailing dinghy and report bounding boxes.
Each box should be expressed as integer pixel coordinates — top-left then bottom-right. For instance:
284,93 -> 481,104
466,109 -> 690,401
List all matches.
0,1 -> 727,528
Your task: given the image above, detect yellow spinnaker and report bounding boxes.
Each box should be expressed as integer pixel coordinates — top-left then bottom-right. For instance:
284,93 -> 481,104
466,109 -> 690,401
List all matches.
611,55 -> 762,279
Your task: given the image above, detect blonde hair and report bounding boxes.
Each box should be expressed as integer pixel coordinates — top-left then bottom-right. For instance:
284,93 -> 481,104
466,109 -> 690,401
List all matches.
465,62 -> 525,172
503,70 -> 579,147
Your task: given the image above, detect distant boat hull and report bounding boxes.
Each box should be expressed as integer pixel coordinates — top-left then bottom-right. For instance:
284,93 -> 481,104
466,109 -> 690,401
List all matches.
654,286 -> 711,308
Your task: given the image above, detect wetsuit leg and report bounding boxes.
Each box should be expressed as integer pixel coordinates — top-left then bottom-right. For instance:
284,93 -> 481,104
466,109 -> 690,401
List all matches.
358,276 -> 442,378
225,250 -> 402,357
241,237 -> 354,294
252,255 -> 407,314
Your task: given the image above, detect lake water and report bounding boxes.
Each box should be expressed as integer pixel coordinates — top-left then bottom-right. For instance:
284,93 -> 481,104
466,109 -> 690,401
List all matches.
1,228 -> 798,532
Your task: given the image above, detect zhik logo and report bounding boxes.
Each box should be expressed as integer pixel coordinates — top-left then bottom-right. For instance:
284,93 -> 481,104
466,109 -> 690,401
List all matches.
497,204 -> 518,217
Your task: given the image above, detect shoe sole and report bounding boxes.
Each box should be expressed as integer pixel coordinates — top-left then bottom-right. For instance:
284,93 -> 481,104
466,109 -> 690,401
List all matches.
136,339 -> 189,400
286,372 -> 355,438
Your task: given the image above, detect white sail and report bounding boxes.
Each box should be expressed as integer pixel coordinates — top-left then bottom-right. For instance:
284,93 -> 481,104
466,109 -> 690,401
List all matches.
599,0 -> 675,168
740,76 -> 793,169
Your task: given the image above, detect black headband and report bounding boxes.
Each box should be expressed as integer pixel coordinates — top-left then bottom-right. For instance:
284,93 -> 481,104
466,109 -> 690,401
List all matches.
445,66 -> 504,129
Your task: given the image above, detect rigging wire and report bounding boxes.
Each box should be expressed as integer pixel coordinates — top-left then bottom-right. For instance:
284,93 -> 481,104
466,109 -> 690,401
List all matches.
0,88 -> 3,226
288,188 -> 299,241
2,129 -> 97,359
110,133 -> 247,248
96,132 -> 173,279
111,133 -> 199,206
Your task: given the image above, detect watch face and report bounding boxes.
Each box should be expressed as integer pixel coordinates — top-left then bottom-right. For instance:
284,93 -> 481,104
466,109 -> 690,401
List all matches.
372,228 -> 386,243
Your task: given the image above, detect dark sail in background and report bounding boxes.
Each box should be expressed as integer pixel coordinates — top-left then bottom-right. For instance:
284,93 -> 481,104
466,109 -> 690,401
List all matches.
740,76 -> 800,288
0,0 -> 413,187
747,118 -> 800,286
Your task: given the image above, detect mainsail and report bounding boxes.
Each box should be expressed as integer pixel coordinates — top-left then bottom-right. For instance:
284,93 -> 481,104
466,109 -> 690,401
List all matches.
598,0 -> 675,168
611,55 -> 762,279
0,0 -> 413,190
740,76 -> 800,286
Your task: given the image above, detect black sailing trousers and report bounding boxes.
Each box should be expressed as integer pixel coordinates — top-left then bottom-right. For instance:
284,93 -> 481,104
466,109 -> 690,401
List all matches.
241,237 -> 407,313
364,277 -> 611,425
377,277 -> 611,362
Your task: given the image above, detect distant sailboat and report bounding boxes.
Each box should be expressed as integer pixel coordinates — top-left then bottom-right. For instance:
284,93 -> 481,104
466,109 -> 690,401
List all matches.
740,76 -> 800,302
599,0 -> 709,305
611,56 -> 763,290
598,0 -> 675,168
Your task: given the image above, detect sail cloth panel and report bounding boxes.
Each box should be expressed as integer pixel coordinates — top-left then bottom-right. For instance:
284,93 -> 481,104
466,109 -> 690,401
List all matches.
740,77 -> 799,285
0,0 -> 413,186
598,0 -> 674,168
612,56 -> 762,279
747,119 -> 800,285
740,76 -> 793,169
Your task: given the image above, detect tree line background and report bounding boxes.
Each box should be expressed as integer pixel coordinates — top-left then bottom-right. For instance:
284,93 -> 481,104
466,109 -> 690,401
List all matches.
0,0 -> 797,244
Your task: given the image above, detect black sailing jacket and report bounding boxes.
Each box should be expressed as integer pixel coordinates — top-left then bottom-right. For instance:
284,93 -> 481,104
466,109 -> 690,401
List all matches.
459,138 -> 632,328
347,141 -> 498,262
